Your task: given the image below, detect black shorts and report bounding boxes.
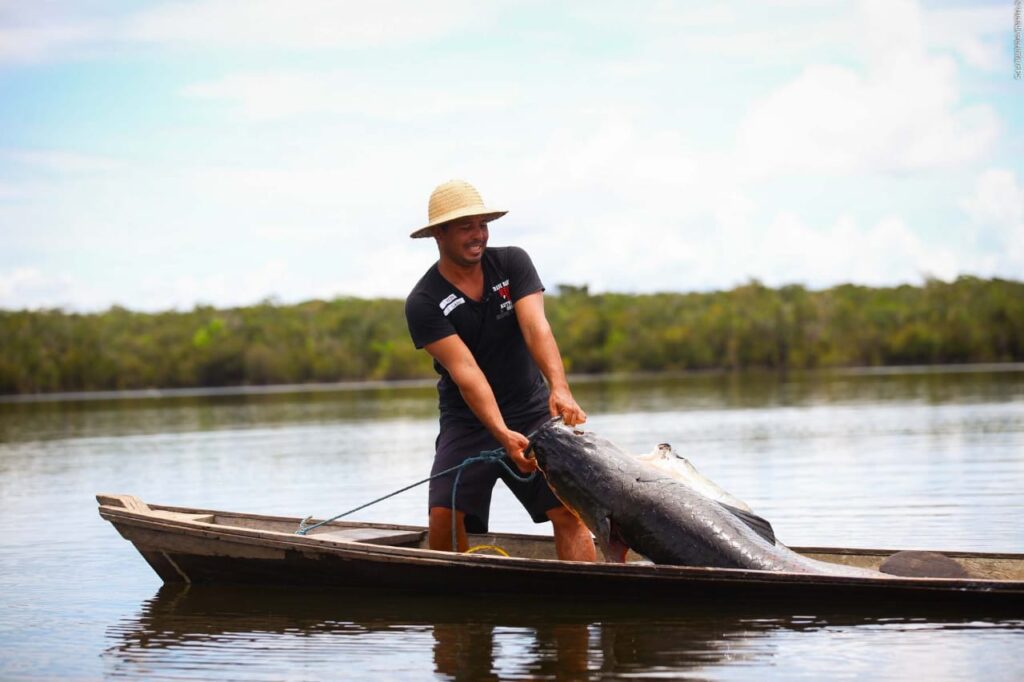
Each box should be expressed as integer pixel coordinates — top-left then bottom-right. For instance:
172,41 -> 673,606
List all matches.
428,411 -> 561,533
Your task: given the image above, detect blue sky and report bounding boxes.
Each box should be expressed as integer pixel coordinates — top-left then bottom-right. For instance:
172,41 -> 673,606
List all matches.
1,0 -> 1021,311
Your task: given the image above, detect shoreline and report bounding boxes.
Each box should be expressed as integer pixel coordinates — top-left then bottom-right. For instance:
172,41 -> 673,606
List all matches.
3,362 -> 1023,405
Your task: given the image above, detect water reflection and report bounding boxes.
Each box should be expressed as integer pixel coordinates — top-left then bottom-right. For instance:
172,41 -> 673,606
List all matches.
3,367 -> 1022,444
104,585 -> 1022,680
105,585 -> 775,679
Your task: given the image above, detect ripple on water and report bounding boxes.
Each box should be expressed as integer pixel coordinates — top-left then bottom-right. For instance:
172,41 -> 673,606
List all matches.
1,372 -> 1023,680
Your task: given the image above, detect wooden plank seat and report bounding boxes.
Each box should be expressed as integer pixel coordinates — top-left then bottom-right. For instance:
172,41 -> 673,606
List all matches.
149,510 -> 216,524
305,526 -> 426,546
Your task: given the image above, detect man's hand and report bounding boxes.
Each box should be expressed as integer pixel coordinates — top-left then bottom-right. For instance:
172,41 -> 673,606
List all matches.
549,385 -> 587,427
499,429 -> 536,474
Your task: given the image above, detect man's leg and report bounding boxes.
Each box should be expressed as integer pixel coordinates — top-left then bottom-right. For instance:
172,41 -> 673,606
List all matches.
428,423 -> 500,553
429,506 -> 468,552
546,506 -> 596,561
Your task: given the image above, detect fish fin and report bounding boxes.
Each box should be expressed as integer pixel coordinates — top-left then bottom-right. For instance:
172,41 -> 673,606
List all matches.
718,503 -> 776,545
594,516 -> 629,563
593,516 -> 613,560
636,444 -> 673,462
606,537 -> 630,563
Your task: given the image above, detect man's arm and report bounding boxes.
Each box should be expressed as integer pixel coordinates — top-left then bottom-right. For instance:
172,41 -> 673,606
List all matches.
423,334 -> 535,472
514,292 -> 587,427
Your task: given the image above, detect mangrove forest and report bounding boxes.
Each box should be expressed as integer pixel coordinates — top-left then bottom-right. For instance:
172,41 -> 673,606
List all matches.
1,276 -> 1021,395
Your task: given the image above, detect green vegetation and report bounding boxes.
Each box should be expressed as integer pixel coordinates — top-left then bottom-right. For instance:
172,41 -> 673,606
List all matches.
1,277 -> 1021,394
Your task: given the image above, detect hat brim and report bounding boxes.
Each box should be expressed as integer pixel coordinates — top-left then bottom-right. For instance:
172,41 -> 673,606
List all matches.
410,207 -> 507,238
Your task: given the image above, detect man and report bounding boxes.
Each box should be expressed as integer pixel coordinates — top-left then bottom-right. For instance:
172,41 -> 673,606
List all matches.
405,179 -> 596,561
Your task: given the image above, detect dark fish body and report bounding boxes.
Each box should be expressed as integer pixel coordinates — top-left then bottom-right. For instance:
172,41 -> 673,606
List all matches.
531,421 -> 881,577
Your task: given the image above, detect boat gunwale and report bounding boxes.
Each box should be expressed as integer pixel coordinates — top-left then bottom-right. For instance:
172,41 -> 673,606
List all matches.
144,502 -> 1024,561
98,500 -> 1024,591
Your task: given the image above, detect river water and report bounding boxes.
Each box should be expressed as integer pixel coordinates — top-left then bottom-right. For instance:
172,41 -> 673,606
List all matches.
1,368 -> 1022,680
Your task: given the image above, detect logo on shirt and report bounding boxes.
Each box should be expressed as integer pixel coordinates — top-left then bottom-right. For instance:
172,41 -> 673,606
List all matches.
491,279 -> 513,319
439,293 -> 465,317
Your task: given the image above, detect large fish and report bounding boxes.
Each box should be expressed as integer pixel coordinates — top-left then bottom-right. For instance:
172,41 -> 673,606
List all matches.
529,420 -> 884,577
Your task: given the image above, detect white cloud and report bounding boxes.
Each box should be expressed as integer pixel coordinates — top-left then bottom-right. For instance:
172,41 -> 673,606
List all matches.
734,0 -> 999,177
0,23 -> 100,63
253,225 -> 339,244
124,0 -> 494,50
673,18 -> 854,63
0,0 -> 1007,82
622,0 -> 1006,71
129,249 -> 434,311
137,259 -> 296,310
0,182 -> 30,200
517,119 -> 695,190
6,150 -> 124,174
0,0 -> 498,63
182,70 -> 516,121
746,213 -> 960,286
959,168 -> 1024,275
323,243 -> 436,300
0,267 -> 100,310
925,5 -> 1008,71
183,154 -> 435,228
494,118 -> 965,292
961,169 -> 1024,229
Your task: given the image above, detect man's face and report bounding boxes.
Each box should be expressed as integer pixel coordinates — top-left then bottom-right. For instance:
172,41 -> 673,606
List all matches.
434,215 -> 489,267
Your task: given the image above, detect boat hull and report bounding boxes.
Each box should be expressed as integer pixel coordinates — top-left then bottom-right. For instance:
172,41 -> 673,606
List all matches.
99,495 -> 1024,610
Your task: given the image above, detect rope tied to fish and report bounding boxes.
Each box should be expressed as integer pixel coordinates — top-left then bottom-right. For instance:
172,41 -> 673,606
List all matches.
295,446 -> 535,553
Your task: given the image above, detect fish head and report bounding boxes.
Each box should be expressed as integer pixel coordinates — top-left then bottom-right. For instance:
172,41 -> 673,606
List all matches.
528,418 -> 630,483
528,419 -> 641,560
634,443 -> 671,462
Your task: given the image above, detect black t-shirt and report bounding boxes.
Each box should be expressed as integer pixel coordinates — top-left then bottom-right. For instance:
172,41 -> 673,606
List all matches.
405,246 -> 550,426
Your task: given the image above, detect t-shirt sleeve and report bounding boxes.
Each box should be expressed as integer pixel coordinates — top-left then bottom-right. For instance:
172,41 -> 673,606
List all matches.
405,292 -> 456,349
505,246 -> 545,302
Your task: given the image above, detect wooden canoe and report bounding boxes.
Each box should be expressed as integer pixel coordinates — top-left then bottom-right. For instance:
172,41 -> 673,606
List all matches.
97,493 -> 1024,610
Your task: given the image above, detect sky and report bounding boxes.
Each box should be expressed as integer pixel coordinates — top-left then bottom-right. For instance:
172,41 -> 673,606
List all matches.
0,0 -> 1021,311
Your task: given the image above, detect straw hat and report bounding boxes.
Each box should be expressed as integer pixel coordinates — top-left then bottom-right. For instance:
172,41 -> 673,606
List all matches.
410,179 -> 507,238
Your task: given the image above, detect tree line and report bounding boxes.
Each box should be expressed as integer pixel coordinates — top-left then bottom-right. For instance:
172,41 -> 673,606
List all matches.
1,276 -> 1021,394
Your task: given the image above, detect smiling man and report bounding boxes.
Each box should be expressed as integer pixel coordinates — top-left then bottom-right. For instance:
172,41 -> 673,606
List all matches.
405,179 -> 596,561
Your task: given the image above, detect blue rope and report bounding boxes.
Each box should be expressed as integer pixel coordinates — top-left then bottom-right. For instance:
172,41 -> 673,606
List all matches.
449,449 -> 536,552
295,447 -> 536,552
